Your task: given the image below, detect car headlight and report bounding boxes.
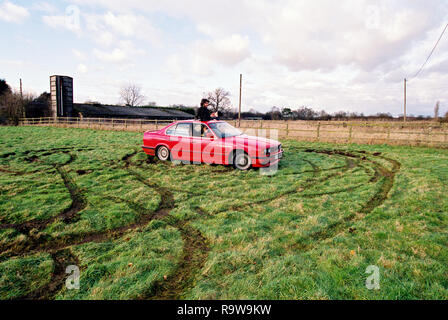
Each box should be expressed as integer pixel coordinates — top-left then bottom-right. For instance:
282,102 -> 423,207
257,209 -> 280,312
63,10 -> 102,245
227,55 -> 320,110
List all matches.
265,148 -> 271,156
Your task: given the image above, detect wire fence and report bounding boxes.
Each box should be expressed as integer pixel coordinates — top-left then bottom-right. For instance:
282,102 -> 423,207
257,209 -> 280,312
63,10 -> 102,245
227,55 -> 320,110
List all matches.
19,117 -> 448,148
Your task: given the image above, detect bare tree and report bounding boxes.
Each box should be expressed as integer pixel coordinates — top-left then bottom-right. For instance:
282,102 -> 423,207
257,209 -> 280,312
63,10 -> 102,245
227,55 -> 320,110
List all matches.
0,90 -> 34,125
434,101 -> 440,121
120,84 -> 145,107
204,88 -> 232,114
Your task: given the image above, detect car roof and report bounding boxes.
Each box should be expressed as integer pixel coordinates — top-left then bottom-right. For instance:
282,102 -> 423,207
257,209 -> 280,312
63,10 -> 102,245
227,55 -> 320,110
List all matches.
174,120 -> 222,124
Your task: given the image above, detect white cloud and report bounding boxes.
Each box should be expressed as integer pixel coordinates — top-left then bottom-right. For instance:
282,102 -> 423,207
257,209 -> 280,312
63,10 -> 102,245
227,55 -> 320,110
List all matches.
249,0 -> 442,72
77,63 -> 88,73
166,34 -> 250,80
32,2 -> 57,13
93,48 -> 127,63
73,49 -> 87,60
0,1 -> 30,23
203,34 -> 251,66
42,14 -> 81,35
84,11 -> 160,45
93,40 -> 146,63
42,10 -> 160,47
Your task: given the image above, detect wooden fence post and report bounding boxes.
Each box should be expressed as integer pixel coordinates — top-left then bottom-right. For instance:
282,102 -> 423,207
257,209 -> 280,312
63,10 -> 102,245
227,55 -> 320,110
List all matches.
156,120 -> 158,130
444,129 -> 448,146
348,123 -> 353,144
286,121 -> 289,137
316,122 -> 321,142
387,123 -> 391,143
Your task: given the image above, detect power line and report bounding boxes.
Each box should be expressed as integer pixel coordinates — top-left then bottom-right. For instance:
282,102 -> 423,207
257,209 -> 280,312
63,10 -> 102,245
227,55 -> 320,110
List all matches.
409,23 -> 448,81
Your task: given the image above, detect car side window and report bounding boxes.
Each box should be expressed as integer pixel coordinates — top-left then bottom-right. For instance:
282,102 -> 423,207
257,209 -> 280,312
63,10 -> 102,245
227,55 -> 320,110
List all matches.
166,124 -> 177,135
192,124 -> 211,138
174,123 -> 192,137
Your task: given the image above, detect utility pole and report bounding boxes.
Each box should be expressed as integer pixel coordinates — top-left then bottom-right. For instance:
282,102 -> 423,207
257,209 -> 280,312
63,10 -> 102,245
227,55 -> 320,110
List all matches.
238,74 -> 242,128
404,78 -> 407,122
20,78 -> 25,119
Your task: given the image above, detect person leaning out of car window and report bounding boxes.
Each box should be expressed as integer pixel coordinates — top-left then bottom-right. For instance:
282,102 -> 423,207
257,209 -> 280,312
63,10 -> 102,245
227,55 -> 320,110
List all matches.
197,99 -> 219,122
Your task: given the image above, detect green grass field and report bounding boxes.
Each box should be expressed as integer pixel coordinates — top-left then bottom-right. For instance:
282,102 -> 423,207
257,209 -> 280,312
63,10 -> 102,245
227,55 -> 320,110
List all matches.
0,126 -> 447,300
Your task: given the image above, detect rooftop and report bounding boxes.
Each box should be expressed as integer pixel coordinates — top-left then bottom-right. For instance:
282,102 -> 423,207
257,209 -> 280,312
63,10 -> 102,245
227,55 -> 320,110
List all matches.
74,103 -> 193,120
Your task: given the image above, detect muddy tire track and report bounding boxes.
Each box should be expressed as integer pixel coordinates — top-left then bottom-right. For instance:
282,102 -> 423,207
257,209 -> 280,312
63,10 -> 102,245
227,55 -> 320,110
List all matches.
293,150 -> 401,250
212,154 -> 359,215
22,249 -> 79,300
145,221 -> 209,300
0,151 -> 87,235
0,147 -> 179,299
122,151 -> 211,300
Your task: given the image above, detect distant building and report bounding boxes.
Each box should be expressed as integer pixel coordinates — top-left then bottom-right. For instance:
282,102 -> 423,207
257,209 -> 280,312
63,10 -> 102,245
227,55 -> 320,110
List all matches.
50,75 -> 74,117
47,75 -> 193,120
74,103 -> 193,120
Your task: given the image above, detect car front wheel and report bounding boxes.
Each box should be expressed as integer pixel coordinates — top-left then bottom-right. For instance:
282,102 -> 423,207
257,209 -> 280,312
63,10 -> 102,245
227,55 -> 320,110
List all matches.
233,151 -> 251,170
157,146 -> 171,161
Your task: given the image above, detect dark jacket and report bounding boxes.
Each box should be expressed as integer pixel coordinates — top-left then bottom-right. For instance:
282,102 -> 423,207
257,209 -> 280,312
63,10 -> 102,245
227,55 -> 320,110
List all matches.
197,106 -> 218,122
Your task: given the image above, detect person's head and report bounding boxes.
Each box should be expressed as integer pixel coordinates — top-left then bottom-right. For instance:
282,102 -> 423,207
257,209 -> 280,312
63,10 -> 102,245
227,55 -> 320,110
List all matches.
201,98 -> 210,108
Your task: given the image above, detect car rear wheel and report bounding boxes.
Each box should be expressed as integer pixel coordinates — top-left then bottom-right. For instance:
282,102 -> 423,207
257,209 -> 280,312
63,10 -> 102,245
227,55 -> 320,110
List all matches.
233,151 -> 251,170
157,146 -> 170,161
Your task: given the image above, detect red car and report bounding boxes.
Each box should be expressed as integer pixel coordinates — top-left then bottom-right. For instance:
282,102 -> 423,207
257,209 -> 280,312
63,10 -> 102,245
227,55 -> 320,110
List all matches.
142,120 -> 283,170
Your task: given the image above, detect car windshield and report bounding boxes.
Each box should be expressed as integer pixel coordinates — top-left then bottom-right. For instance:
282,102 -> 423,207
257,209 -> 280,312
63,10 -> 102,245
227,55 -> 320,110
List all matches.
208,122 -> 242,138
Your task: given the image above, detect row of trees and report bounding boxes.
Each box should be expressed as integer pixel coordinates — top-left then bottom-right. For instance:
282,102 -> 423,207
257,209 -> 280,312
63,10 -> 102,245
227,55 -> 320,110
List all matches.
260,107 -> 397,121
228,107 -> 446,121
0,79 -> 36,125
113,84 -> 448,122
118,84 -> 233,114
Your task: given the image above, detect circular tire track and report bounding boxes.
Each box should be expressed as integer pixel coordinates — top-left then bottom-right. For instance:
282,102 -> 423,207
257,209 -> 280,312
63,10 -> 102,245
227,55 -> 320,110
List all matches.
292,149 -> 401,250
0,147 -> 183,299
0,145 -> 401,299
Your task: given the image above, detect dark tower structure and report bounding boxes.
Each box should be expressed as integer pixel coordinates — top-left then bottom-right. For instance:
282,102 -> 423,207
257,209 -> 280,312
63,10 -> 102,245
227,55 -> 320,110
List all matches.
50,75 -> 74,117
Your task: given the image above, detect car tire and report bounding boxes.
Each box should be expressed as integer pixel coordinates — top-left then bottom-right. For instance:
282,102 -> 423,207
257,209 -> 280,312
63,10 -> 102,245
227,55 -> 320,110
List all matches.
156,146 -> 171,161
233,151 -> 251,170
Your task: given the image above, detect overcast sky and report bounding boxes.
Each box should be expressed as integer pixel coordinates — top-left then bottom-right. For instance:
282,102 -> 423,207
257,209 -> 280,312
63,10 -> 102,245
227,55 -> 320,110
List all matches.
1,0 -> 447,116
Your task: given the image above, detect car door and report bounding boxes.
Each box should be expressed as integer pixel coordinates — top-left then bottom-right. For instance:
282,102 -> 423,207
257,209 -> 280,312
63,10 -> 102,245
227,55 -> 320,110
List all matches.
191,123 -> 211,163
192,123 -> 224,164
169,122 -> 192,162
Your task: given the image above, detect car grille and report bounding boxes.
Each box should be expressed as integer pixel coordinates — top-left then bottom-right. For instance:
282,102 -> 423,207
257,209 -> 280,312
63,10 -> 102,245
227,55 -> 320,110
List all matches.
268,145 -> 282,154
